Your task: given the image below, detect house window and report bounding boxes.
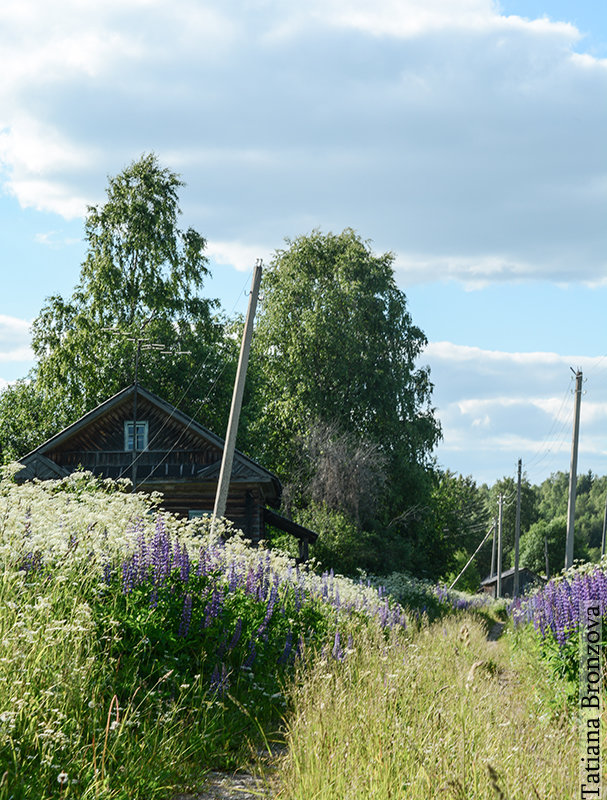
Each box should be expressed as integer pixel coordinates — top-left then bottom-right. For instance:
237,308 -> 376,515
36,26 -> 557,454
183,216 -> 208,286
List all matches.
124,421 -> 148,451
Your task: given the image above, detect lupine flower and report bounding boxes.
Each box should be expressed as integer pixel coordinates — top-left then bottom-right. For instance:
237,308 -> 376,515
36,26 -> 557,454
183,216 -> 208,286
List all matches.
178,594 -> 193,637
228,618 -> 243,651
210,663 -> 230,695
278,631 -> 293,665
332,630 -> 344,661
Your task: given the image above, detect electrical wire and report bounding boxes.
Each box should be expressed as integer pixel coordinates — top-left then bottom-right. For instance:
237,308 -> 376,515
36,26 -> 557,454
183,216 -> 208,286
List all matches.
117,267 -> 255,482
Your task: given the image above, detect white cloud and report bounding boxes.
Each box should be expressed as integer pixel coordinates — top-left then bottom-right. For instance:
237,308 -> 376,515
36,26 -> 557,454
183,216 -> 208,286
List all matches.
422,341 -> 607,482
34,231 -> 82,248
0,315 -> 34,363
313,0 -> 580,39
206,240 -> 271,272
0,0 -> 604,286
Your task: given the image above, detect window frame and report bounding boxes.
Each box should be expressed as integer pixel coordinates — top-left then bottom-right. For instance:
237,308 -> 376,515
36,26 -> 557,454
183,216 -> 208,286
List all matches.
124,420 -> 149,452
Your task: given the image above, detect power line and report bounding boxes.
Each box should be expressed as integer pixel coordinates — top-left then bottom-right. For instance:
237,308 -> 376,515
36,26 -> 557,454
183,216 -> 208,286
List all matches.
116,267 -> 256,483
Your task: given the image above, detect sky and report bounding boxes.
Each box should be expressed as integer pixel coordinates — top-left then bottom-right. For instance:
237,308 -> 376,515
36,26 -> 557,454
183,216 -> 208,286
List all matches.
0,0 -> 605,487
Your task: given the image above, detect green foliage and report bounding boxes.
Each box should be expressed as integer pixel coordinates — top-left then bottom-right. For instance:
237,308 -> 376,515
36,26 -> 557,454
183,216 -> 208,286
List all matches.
249,229 -> 440,478
297,502 -> 379,576
0,380 -> 67,460
245,229 -> 441,576
519,516 -> 567,576
536,470 -> 569,520
444,548 -> 482,593
373,571 -> 450,621
425,470 -> 490,580
487,473 -> 538,564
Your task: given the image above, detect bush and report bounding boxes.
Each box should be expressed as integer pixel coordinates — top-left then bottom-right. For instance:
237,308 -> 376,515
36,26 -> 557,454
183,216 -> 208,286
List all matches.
296,502 -> 378,575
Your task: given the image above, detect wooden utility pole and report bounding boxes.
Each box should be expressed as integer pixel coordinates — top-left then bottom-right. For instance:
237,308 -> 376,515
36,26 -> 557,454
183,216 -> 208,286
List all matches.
565,369 -> 583,569
496,494 -> 504,598
212,261 -> 263,531
513,459 -> 522,598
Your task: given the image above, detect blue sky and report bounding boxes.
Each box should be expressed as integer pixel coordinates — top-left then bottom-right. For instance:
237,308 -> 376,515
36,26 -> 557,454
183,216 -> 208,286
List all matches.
0,0 -> 605,487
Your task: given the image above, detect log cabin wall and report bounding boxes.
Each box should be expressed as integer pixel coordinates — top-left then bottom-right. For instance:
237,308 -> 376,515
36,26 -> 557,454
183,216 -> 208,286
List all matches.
17,385 -> 280,545
144,481 -> 265,542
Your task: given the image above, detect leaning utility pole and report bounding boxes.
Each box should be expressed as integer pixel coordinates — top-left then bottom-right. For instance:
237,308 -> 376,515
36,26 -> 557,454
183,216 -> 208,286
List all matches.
565,369 -> 583,570
496,493 -> 504,598
513,459 -> 522,598
212,261 -> 263,531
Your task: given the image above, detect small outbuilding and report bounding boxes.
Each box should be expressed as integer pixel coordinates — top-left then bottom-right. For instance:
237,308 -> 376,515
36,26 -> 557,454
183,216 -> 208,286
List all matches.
481,567 -> 544,599
16,383 -> 317,555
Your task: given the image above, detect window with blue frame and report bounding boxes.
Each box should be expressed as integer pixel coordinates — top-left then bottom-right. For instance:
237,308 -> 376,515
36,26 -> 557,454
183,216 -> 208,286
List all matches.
124,421 -> 148,451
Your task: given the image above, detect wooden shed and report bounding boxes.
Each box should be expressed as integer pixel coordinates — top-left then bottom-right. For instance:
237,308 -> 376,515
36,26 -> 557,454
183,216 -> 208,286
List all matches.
15,383 -> 317,552
481,567 -> 544,599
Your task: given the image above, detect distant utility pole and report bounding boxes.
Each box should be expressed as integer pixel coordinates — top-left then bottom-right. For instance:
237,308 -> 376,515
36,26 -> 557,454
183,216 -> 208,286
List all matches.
490,517 -> 497,577
565,369 -> 583,570
212,261 -> 263,531
497,494 -> 504,598
601,491 -> 607,560
513,459 -> 522,598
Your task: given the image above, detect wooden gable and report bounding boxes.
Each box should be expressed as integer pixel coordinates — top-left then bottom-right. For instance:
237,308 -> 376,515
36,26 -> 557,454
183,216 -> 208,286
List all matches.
16,384 -> 281,520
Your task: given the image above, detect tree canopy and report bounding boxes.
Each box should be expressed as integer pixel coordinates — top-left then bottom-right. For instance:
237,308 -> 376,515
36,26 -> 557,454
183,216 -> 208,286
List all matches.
244,228 -> 442,574
1,154 -> 234,458
248,229 -> 440,472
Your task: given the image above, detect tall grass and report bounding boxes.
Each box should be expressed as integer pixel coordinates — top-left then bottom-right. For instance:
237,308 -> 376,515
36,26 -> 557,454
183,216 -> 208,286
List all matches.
275,615 -> 577,800
0,471 -> 407,799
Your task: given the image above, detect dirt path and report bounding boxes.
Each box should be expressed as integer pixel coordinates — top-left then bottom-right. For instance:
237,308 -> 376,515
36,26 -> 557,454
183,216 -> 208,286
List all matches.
172,770 -> 271,800
172,747 -> 283,800
487,620 -> 505,641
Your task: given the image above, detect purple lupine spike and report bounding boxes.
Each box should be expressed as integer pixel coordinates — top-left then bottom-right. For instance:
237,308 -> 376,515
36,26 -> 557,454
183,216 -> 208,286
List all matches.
203,587 -> 225,628
245,567 -> 257,596
278,631 -> 293,665
332,630 -> 344,661
216,634 -> 228,660
243,642 -> 257,669
137,528 -> 148,581
210,663 -> 230,695
122,559 -> 136,594
180,545 -> 191,583
379,598 -> 390,628
228,618 -> 243,651
178,594 -> 193,637
256,582 -> 279,637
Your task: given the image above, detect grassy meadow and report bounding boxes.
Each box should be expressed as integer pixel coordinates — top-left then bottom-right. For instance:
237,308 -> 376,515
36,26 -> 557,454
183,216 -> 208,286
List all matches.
0,469 -> 592,799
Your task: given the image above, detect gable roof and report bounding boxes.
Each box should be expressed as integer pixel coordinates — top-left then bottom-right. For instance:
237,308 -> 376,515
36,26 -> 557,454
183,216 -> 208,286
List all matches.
17,383 -> 281,498
481,567 -> 544,585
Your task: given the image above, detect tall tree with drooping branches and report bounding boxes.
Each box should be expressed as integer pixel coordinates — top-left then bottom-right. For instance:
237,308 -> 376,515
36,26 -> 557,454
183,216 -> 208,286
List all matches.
1,154 -> 234,458
245,228 -> 442,574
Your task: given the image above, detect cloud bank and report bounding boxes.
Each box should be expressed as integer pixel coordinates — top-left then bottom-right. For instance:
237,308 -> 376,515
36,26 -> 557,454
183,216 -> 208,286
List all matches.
424,342 -> 607,482
0,0 -> 604,285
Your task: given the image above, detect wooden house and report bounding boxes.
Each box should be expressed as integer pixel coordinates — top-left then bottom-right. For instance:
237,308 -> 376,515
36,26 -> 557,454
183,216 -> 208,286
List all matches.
16,383 -> 317,554
481,567 -> 544,599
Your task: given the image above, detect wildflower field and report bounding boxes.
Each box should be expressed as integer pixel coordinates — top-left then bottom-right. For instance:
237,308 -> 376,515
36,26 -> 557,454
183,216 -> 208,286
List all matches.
0,469 -> 593,799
